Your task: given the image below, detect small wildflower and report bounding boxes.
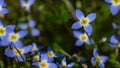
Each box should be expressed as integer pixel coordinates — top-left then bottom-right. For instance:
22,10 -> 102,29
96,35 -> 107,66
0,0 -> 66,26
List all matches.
19,19 -> 40,36
91,48 -> 108,68
32,54 -> 58,68
105,0 -> 120,15
109,35 -> 120,48
72,9 -> 96,36
20,0 -> 35,12
5,45 -> 32,62
73,31 -> 93,46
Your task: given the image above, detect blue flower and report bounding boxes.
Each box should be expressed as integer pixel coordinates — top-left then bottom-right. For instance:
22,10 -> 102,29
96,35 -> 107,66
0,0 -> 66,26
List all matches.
109,35 -> 120,48
19,19 -> 40,36
105,0 -> 120,15
59,57 -> 75,68
47,46 -> 63,62
72,9 -> 96,36
73,31 -> 94,46
32,54 -> 58,68
0,0 -> 9,14
91,48 -> 108,68
20,0 -> 35,12
0,20 -> 15,43
0,30 -> 28,47
5,45 -> 32,62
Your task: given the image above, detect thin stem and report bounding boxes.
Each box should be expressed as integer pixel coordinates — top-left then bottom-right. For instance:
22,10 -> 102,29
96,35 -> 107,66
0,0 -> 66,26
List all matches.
115,48 -> 119,58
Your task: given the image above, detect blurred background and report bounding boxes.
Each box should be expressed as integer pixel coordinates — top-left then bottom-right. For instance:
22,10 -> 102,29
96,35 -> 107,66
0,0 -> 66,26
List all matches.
0,0 -> 120,68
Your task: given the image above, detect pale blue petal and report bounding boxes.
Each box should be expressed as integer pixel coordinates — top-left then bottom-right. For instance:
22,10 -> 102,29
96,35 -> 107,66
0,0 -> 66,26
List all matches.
85,39 -> 94,45
86,13 -> 96,23
17,55 -> 26,62
68,62 -> 75,67
0,20 -> 3,26
31,28 -> 40,36
91,57 -> 96,64
23,45 -> 32,54
0,8 -> 9,14
100,56 -> 108,63
48,57 -> 54,62
28,0 -> 35,6
28,19 -> 36,28
71,21 -> 82,29
105,0 -> 112,3
13,40 -> 23,48
110,5 -> 119,15
19,23 -> 28,30
99,63 -> 105,68
62,57 -> 66,66
75,40 -> 84,46
32,62 -> 40,67
48,63 -> 58,68
76,9 -> 85,20
0,37 -> 9,46
84,24 -> 93,36
6,25 -> 16,30
93,48 -> 98,57
4,48 -> 15,57
0,0 -> 4,5
18,30 -> 28,38
73,31 -> 82,38
41,54 -> 48,61
110,35 -> 118,43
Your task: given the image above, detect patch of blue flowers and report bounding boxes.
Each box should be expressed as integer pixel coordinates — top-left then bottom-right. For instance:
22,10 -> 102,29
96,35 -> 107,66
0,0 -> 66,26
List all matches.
0,0 -> 120,68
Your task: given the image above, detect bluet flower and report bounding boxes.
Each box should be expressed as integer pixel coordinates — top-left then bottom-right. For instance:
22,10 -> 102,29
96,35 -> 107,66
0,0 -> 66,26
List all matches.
72,9 -> 96,36
32,54 -> 58,68
105,0 -> 120,15
73,31 -> 93,46
20,0 -> 35,12
19,19 -> 40,36
91,48 -> 108,68
0,0 -> 9,14
5,45 -> 32,62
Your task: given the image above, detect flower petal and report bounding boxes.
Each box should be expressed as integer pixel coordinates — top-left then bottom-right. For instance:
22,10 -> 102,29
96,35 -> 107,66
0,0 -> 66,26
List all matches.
105,0 -> 112,3
91,57 -> 96,64
98,63 -> 105,68
41,54 -> 48,61
76,9 -> 85,20
13,40 -> 23,48
68,62 -> 75,67
48,63 -> 58,68
0,37 -> 9,46
100,56 -> 108,63
23,45 -> 32,54
85,39 -> 94,45
28,19 -> 36,28
31,28 -> 40,36
0,20 -> 3,26
71,21 -> 82,29
19,23 -> 28,30
4,48 -> 15,57
86,13 -> 96,23
32,62 -> 40,67
17,55 -> 26,62
75,40 -> 84,46
18,30 -> 28,38
0,8 -> 9,14
110,5 -> 119,15
73,31 -> 82,38
62,57 -> 66,66
84,24 -> 93,36
6,25 -> 16,30
93,48 -> 98,57
110,35 -> 118,43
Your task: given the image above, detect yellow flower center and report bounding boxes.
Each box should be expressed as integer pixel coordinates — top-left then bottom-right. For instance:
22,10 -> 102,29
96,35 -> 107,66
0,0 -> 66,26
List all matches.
22,4 -> 29,10
9,33 -> 19,41
33,55 -> 40,61
15,48 -> 24,55
80,34 -> 88,41
48,51 -> 55,57
0,27 -> 6,36
40,61 -> 48,68
112,0 -> 120,5
96,56 -> 102,63
80,18 -> 89,26
116,43 -> 120,47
